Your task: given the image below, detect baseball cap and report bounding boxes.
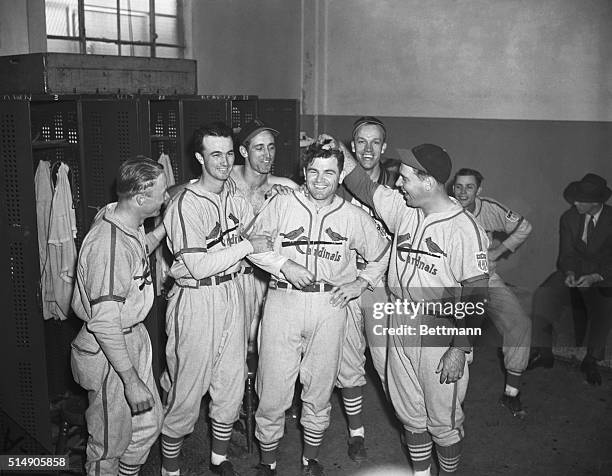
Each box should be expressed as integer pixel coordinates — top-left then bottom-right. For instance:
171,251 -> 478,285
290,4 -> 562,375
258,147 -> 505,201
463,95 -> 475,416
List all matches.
397,144 -> 452,184
352,116 -> 387,139
236,119 -> 279,146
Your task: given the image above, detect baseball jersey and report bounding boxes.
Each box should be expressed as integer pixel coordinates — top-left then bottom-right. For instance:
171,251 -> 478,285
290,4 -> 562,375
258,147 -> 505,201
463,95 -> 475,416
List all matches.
471,197 -> 531,252
163,184 -> 255,281
247,191 -> 391,288
344,166 -> 489,304
71,203 -> 154,373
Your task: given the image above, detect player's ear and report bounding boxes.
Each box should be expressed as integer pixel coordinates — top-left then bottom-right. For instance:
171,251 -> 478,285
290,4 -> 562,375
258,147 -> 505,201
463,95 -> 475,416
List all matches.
381,142 -> 387,155
195,152 -> 204,166
477,185 -> 482,196
351,141 -> 356,154
239,145 -> 248,159
135,193 -> 145,207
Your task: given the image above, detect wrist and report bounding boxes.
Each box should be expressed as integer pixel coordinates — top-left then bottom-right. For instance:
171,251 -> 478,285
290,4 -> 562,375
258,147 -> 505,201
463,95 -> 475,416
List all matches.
356,276 -> 372,292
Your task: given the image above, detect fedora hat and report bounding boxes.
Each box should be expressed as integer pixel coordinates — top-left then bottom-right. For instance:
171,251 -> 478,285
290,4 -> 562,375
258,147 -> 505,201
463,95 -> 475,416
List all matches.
563,173 -> 611,204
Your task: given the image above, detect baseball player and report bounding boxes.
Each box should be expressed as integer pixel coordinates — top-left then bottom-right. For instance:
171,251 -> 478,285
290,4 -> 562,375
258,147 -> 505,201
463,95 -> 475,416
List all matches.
159,122 -> 272,476
334,116 -> 399,461
246,143 -> 390,476
70,157 -> 168,476
232,119 -> 299,355
338,138 -> 489,476
452,168 -> 532,417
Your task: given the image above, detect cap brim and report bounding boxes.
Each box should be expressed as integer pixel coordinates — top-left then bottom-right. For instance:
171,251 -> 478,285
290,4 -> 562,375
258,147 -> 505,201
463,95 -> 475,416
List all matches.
239,126 -> 280,145
397,148 -> 427,174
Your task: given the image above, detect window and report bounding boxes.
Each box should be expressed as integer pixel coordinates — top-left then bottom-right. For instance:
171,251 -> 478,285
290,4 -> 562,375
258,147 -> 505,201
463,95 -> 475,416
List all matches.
46,0 -> 184,58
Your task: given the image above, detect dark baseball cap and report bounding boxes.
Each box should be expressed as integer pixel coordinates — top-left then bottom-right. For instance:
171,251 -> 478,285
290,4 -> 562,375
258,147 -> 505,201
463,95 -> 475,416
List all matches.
236,119 -> 279,146
352,116 -> 387,138
397,144 -> 452,184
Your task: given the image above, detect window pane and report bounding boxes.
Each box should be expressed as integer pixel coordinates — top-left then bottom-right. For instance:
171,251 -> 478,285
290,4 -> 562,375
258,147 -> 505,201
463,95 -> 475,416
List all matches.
155,0 -> 177,16
84,9 -> 118,39
86,40 -> 118,55
84,0 -> 116,9
47,38 -> 81,53
120,11 -> 149,42
155,15 -> 178,44
120,0 -> 150,14
156,46 -> 181,59
46,0 -> 79,36
120,44 -> 151,57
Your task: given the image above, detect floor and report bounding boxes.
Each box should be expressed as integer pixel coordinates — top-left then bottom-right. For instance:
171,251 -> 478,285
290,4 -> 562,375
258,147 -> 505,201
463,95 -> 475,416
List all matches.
132,320 -> 612,476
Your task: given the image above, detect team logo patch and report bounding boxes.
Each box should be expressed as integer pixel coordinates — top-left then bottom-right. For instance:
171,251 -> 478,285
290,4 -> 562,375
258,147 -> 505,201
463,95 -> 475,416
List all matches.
475,252 -> 488,272
280,226 -> 304,240
425,237 -> 447,257
207,222 -> 221,240
505,210 -> 520,223
228,213 -> 239,225
325,227 -> 348,241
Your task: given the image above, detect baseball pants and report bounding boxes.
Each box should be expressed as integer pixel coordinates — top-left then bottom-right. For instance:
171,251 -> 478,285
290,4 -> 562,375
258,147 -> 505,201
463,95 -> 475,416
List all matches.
161,279 -> 247,438
71,324 -> 163,476
362,284 -> 392,386
255,288 -> 346,445
337,300 -> 366,389
486,272 -> 531,373
240,267 -> 269,344
387,313 -> 468,447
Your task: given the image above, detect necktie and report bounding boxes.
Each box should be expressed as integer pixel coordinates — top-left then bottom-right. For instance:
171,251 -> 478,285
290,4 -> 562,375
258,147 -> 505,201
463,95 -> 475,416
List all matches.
586,215 -> 595,244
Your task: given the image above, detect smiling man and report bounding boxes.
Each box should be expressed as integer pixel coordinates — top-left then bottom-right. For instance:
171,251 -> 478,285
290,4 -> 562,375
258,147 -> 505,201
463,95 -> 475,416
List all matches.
337,138 -> 489,476
160,122 -> 273,476
451,168 -> 532,417
246,143 -> 390,476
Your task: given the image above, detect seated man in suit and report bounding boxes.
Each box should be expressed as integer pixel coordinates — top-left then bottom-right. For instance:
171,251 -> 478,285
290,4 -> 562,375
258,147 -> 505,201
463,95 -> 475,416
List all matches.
529,173 -> 612,385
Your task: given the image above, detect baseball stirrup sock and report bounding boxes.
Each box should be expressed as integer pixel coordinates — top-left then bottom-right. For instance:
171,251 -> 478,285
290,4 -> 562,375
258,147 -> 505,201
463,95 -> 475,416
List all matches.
303,427 -> 326,460
341,387 -> 364,430
118,461 -> 140,476
260,440 -> 280,465
161,434 -> 183,472
436,440 -> 463,475
405,430 -> 433,471
505,370 -> 522,395
211,419 -> 233,455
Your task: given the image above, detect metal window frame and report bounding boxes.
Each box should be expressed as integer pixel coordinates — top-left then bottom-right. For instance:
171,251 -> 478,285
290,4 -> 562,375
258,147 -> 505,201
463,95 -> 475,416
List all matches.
46,0 -> 185,57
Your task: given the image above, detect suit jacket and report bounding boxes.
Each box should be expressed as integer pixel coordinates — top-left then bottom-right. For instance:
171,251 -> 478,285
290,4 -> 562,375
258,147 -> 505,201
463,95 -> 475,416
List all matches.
557,204 -> 612,281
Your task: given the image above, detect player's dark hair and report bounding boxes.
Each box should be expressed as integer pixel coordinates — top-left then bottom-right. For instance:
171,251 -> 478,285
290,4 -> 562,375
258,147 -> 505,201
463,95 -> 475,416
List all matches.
116,156 -> 164,199
192,121 -> 233,156
301,142 -> 345,172
453,168 -> 484,187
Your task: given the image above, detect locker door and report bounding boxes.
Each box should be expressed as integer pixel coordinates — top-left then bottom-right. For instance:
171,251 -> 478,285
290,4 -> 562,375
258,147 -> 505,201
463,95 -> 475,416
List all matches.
79,99 -> 141,227
258,99 -> 300,181
179,98 -> 228,180
0,100 -> 52,452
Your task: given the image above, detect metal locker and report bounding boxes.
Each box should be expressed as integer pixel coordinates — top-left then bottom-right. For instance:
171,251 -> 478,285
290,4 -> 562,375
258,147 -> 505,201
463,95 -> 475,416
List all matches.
79,98 -> 142,227
258,99 -> 300,181
0,100 -> 53,452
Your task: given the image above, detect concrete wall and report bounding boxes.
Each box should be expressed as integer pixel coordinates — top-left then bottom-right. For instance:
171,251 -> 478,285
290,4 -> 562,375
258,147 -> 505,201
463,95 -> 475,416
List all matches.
0,0 -> 46,56
184,0 -> 302,98
302,0 -> 612,121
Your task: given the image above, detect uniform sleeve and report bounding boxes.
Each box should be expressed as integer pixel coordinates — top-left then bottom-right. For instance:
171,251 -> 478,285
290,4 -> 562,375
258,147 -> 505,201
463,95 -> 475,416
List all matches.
343,165 -> 406,233
351,210 -> 392,287
483,199 -> 532,252
246,194 -> 289,277
164,193 -> 253,279
84,232 -> 134,373
449,214 -> 490,283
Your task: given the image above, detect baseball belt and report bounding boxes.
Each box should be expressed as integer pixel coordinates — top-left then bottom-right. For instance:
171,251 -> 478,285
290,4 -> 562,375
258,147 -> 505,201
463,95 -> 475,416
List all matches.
175,270 -> 240,289
269,279 -> 334,293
